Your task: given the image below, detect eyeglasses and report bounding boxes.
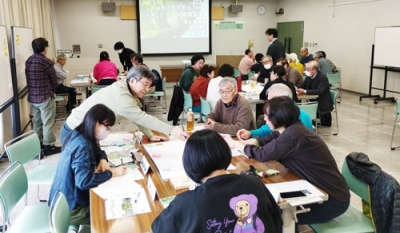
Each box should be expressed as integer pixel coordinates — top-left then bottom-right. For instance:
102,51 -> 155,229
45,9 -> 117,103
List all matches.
218,89 -> 234,95
139,80 -> 152,90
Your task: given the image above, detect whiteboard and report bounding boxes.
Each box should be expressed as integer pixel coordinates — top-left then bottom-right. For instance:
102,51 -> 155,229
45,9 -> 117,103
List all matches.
11,26 -> 33,92
374,27 -> 400,67
0,25 -> 14,104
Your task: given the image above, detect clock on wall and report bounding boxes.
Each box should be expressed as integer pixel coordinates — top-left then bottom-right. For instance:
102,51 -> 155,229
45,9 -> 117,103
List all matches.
257,5 -> 266,15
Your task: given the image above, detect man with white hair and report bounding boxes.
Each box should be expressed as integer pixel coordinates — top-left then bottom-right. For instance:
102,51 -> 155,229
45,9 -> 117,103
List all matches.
237,83 -> 312,139
297,61 -> 333,126
288,52 -> 304,74
54,53 -> 77,112
204,77 -> 255,135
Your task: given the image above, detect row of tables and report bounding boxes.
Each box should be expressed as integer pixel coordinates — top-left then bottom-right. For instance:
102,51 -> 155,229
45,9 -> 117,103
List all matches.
90,133 -> 328,233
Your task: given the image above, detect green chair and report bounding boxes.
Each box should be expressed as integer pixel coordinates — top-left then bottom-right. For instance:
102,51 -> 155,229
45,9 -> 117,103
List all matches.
331,90 -> 339,135
0,161 -> 50,233
310,160 -> 375,233
233,68 -> 241,78
91,85 -> 107,95
144,77 -> 167,113
200,96 -> 212,122
49,190 -> 83,233
298,102 -> 318,134
248,71 -> 255,80
390,99 -> 400,150
4,130 -> 57,203
327,73 -> 342,103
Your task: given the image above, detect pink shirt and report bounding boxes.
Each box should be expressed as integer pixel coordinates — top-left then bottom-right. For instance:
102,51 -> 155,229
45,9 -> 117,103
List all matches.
93,60 -> 118,84
238,55 -> 255,75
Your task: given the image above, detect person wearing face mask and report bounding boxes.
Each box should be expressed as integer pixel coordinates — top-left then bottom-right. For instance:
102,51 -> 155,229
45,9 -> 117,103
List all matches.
297,61 -> 333,127
259,65 -> 298,102
114,41 -> 135,73
256,55 -> 273,83
49,104 -> 127,226
61,66 -> 189,143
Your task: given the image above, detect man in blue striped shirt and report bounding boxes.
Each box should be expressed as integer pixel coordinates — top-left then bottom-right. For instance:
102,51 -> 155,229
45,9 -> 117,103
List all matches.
26,37 -> 60,155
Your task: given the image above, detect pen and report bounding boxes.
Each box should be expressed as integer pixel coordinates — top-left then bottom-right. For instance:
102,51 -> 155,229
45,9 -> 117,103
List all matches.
134,190 -> 141,203
120,158 -> 123,166
249,165 -> 258,176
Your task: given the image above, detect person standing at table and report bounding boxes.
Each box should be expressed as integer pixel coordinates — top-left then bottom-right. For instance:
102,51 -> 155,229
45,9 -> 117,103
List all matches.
204,77 -> 255,135
54,53 -> 77,112
179,54 -> 205,92
114,41 -> 135,73
61,66 -> 188,143
93,51 -> 118,86
238,48 -> 255,80
297,61 -> 333,126
189,65 -> 214,112
224,96 -> 350,227
25,37 -> 61,156
49,104 -> 127,226
265,28 -> 285,64
152,130 -> 282,233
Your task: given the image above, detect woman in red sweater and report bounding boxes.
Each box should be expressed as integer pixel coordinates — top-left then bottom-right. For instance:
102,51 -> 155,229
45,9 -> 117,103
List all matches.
93,51 -> 118,85
189,65 -> 215,112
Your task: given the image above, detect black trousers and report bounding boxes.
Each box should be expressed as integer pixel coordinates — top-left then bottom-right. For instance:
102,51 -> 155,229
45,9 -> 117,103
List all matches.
56,84 -> 77,111
98,79 -> 116,85
319,112 -> 332,126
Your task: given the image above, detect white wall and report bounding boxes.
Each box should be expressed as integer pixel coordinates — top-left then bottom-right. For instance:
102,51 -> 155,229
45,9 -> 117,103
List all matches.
52,0 -> 278,83
277,0 -> 400,96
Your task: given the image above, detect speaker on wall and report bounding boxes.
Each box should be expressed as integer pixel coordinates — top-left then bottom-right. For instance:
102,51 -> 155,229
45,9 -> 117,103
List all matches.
102,2 -> 116,12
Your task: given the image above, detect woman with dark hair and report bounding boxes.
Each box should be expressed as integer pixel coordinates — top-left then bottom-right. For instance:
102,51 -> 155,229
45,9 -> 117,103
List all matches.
152,129 -> 282,233
259,65 -> 298,102
93,51 -> 118,85
224,96 -> 350,228
49,104 -> 126,226
189,64 -> 215,112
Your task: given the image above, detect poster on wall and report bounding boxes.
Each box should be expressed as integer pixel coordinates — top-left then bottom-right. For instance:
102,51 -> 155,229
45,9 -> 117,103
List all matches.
214,21 -> 244,30
11,26 -> 33,93
0,25 -> 14,105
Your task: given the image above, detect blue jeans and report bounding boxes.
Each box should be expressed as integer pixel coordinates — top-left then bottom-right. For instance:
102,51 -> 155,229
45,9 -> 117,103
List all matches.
29,97 -> 56,146
297,197 -> 350,224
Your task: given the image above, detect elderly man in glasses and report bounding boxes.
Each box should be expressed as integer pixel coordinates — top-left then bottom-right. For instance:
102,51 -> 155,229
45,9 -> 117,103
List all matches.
204,77 -> 255,135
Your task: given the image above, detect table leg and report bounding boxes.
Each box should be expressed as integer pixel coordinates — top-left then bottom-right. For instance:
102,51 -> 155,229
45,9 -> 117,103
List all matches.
282,206 -> 296,233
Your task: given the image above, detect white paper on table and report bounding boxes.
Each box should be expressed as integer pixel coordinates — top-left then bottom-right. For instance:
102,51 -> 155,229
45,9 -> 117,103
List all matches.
227,163 -> 236,170
92,171 -> 142,200
265,187 -> 280,203
147,176 -> 157,201
231,149 -> 246,157
105,188 -> 151,220
265,180 -> 326,206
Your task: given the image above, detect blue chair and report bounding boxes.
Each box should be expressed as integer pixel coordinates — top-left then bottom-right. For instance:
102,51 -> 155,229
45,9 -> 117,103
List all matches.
0,161 -> 50,233
182,90 -> 201,123
200,96 -> 212,122
298,102 -> 318,134
310,160 -> 375,233
391,99 -> 400,150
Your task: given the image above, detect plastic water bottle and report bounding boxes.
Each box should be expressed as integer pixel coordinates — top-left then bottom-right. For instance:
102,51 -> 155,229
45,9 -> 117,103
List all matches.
187,107 -> 194,131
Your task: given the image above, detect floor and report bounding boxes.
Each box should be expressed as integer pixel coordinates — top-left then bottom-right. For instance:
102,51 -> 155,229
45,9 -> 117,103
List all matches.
1,85 -> 399,232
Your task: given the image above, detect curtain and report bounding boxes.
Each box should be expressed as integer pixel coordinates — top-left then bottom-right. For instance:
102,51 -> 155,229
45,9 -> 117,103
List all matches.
0,0 -> 56,57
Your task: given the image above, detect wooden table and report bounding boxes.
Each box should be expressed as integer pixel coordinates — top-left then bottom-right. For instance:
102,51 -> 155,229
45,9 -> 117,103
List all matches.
90,135 -> 326,233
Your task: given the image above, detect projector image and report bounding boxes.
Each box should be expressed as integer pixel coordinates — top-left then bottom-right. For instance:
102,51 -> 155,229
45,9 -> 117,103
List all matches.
229,5 -> 243,13
101,2 -> 115,12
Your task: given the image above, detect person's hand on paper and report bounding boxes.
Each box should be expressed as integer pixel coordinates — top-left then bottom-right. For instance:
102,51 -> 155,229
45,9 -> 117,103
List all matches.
111,166 -> 127,177
149,135 -> 168,142
297,88 -> 305,94
170,126 -> 189,140
95,159 -> 111,173
237,129 -> 252,140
